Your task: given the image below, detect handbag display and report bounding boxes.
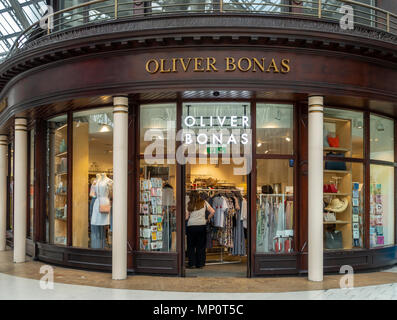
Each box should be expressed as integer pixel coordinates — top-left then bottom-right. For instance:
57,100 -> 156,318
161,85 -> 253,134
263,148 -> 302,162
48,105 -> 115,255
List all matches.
323,184 -> 338,193
261,185 -> 274,194
325,230 -> 343,249
327,135 -> 340,148
324,211 -> 336,222
325,152 -> 347,171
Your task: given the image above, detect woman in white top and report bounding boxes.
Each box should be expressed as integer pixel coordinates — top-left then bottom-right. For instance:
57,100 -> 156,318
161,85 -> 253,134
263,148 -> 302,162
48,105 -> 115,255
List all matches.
185,191 -> 215,269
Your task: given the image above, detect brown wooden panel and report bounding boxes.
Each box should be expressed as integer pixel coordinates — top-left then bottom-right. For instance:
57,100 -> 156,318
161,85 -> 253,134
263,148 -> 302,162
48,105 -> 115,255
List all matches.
26,238 -> 35,257
37,242 -> 112,271
133,251 -> 179,275
254,253 -> 299,275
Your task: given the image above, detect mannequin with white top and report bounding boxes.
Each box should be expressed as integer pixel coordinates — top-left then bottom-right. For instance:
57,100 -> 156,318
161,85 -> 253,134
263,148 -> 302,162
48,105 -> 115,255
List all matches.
91,173 -> 113,249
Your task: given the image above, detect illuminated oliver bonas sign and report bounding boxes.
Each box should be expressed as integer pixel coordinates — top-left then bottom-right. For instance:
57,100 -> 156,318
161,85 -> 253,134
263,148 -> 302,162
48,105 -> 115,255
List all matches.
145,57 -> 290,74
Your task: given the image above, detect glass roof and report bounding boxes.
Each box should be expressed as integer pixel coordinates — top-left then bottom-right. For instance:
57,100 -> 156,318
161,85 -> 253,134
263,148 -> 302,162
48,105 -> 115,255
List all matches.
0,0 -> 47,59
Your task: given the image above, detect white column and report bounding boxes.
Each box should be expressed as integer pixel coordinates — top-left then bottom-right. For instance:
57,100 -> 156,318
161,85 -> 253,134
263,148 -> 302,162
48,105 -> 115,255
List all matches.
112,96 -> 129,280
14,118 -> 27,263
308,95 -> 324,282
0,135 -> 7,251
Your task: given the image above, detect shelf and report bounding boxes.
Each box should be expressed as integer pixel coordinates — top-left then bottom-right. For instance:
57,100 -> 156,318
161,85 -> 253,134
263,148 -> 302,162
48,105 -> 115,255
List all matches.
324,193 -> 349,196
55,217 -> 67,222
55,172 -> 67,176
324,117 -> 350,123
324,147 -> 350,153
55,152 -> 67,158
324,170 -> 351,174
55,193 -> 67,196
323,220 -> 350,225
56,124 -> 67,131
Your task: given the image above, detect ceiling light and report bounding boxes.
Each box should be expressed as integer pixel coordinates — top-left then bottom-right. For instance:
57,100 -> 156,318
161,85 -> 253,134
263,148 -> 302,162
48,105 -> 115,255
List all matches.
99,124 -> 111,133
376,121 -> 385,132
257,142 -> 262,147
264,150 -> 269,154
285,137 -> 291,142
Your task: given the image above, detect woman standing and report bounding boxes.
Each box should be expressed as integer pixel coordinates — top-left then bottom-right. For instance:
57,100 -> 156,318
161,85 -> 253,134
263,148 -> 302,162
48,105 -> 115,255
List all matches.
186,192 -> 215,269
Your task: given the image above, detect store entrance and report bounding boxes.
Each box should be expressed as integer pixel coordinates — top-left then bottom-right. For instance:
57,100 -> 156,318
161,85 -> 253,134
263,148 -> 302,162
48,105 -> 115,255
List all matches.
185,163 -> 249,278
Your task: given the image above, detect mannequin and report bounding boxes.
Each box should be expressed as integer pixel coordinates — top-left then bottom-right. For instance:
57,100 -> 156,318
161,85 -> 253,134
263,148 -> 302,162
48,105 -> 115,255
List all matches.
91,173 -> 113,249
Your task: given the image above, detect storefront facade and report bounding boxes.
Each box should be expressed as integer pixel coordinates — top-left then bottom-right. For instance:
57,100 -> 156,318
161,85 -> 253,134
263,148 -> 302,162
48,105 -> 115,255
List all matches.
0,1 -> 397,279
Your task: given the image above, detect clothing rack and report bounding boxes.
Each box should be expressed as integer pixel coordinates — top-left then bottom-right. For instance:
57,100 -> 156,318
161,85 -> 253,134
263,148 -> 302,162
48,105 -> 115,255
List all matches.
259,193 -> 293,205
187,188 -> 246,195
187,187 -> 246,265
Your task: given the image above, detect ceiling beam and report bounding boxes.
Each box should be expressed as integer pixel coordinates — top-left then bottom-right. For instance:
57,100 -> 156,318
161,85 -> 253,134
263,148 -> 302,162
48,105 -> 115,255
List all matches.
8,0 -> 31,30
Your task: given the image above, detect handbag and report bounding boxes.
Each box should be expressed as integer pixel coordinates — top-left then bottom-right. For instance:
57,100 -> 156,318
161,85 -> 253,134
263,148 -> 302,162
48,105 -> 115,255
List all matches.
325,152 -> 347,171
325,230 -> 343,249
327,136 -> 340,148
99,197 -> 111,214
324,211 -> 336,222
261,185 -> 274,194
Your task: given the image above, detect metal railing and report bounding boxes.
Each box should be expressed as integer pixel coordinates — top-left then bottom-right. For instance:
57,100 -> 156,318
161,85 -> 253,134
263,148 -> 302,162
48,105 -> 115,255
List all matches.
5,0 -> 397,59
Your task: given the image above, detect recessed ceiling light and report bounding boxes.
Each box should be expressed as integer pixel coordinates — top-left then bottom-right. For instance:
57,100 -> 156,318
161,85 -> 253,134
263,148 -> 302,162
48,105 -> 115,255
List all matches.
99,124 -> 111,133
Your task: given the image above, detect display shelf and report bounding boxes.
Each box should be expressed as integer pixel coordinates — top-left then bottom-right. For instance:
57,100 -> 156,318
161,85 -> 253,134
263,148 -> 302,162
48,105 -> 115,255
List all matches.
323,115 -> 353,250
324,147 -> 350,153
55,152 -> 67,158
323,170 -> 351,174
323,221 -> 350,225
324,193 -> 349,196
324,116 -> 350,123
56,124 -> 67,131
55,172 -> 67,176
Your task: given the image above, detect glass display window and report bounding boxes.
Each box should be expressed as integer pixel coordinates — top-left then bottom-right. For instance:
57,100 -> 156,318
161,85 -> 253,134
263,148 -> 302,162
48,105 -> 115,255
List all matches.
256,104 -> 293,155
7,142 -> 13,232
182,102 -> 251,157
256,159 -> 294,254
370,115 -> 394,162
138,161 -> 176,252
47,115 -> 68,245
324,108 -> 364,159
73,108 -> 114,249
370,165 -> 395,248
323,162 -> 364,250
28,128 -> 35,239
140,103 -> 176,156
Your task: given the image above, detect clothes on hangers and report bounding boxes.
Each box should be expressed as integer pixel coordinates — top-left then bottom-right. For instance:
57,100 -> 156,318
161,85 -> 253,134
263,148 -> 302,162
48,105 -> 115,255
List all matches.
212,195 -> 229,228
256,195 -> 294,253
232,197 -> 246,256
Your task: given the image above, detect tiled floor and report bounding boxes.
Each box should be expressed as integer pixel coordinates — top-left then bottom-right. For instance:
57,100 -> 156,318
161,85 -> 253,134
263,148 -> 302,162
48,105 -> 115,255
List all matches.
1,249 -> 397,299
2,273 -> 397,300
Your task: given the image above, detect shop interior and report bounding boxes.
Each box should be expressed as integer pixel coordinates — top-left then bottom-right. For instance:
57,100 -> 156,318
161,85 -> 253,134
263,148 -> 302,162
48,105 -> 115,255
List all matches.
185,162 -> 248,277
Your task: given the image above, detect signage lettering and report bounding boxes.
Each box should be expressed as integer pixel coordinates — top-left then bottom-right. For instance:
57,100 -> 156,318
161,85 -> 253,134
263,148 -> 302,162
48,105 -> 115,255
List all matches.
145,57 -> 290,74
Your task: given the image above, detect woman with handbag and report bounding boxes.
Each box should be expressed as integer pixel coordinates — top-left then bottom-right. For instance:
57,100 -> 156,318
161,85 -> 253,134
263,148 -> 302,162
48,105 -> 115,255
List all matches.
186,191 -> 215,269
